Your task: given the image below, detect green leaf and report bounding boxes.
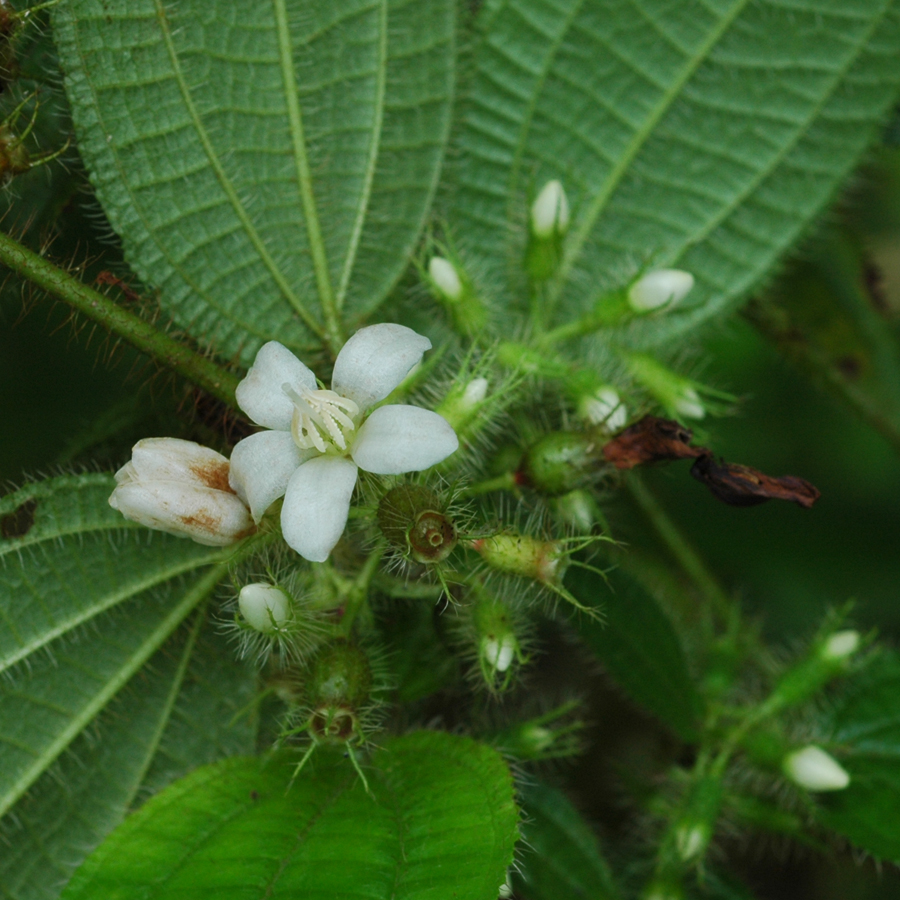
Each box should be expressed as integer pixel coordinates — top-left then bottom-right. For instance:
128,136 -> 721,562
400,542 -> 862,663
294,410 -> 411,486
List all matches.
0,475 -> 255,897
568,567 -> 702,741
60,731 -> 519,900
52,0 -> 455,363
515,781 -> 619,900
816,651 -> 900,862
452,0 -> 900,341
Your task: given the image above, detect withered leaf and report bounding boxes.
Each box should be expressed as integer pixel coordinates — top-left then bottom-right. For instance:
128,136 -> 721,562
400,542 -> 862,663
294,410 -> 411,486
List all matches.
602,416 -> 704,470
690,455 -> 820,508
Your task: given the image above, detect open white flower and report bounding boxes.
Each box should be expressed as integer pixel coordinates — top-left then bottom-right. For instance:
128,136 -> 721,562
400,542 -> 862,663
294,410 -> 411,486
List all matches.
229,324 -> 459,562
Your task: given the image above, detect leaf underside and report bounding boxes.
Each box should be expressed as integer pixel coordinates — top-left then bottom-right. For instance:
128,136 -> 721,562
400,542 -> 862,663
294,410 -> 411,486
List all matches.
59,731 -> 519,900
52,0 -> 455,365
449,0 -> 900,344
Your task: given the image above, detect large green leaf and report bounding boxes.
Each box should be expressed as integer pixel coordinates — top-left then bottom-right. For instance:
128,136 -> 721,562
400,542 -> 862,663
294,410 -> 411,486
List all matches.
568,567 -> 702,741
451,0 -> 900,341
816,651 -> 900,862
515,781 -> 620,900
60,731 -> 519,900
0,475 -> 255,898
52,0 -> 455,364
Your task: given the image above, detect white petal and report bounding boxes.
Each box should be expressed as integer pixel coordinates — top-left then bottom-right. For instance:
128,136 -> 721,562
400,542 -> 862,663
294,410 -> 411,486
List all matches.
127,438 -> 231,486
109,482 -> 253,546
351,405 -> 459,475
229,431 -> 314,522
236,341 -> 317,430
331,324 -> 432,411
281,456 -> 358,562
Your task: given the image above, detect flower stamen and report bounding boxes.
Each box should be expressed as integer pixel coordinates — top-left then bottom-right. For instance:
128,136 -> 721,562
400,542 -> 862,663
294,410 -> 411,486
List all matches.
283,383 -> 360,452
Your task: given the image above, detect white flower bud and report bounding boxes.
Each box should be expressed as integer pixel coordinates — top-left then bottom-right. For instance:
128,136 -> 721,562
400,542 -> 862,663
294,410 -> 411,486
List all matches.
109,438 -> 254,546
428,256 -> 463,301
461,376 -> 489,407
821,629 -> 860,662
238,583 -> 292,633
481,634 -> 517,673
530,179 -> 570,239
580,386 -> 627,431
783,745 -> 850,791
628,269 -> 694,312
673,386 -> 705,420
675,823 -> 708,861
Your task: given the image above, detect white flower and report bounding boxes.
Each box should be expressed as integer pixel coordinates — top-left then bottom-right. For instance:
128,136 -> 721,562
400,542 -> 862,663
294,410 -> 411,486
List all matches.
109,438 -> 254,546
229,324 -> 459,562
531,179 -> 570,238
783,745 -> 850,791
580,386 -> 627,431
628,269 -> 694,312
238,583 -> 292,633
428,256 -> 463,301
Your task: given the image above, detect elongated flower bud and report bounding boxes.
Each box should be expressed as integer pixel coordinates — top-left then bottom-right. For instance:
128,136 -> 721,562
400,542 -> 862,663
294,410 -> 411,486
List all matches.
428,256 -> 463,301
820,629 -> 860,662
109,438 -> 254,546
783,745 -> 850,791
627,269 -> 694,312
625,354 -> 707,421
471,533 -> 565,585
238,583 -> 292,634
517,431 -> 598,496
530,179 -> 570,239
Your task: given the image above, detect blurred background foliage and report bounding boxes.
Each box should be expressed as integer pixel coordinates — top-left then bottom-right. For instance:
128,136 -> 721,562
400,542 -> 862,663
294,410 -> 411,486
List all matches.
2,6 -> 900,899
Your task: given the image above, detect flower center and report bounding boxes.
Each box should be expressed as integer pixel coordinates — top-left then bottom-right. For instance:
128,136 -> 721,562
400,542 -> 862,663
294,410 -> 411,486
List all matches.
282,383 -> 360,453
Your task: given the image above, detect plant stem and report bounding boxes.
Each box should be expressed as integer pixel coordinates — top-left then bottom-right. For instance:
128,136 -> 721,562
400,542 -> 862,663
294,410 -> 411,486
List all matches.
0,230 -> 241,407
460,472 -> 517,497
625,472 -> 732,627
339,545 -> 384,635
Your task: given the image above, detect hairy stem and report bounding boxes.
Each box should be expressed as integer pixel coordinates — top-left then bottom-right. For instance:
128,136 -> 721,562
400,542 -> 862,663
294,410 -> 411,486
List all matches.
0,230 -> 241,407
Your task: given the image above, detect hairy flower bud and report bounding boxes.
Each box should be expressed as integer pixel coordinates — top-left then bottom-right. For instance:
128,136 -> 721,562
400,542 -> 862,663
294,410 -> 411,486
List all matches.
471,533 -> 565,585
530,179 -> 570,239
627,269 -> 694,312
377,484 -> 458,563
783,745 -> 850,792
109,438 -> 254,546
238,583 -> 292,634
625,354 -> 706,420
579,386 -> 627,431
820,629 -> 860,662
428,255 -> 463,301
517,431 -> 599,496
308,640 -> 373,744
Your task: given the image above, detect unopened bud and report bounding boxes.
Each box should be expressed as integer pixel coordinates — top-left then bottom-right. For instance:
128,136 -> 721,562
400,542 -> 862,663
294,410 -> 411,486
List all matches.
783,745 -> 850,791
471,533 -> 565,585
109,438 -> 254,546
530,179 -> 570,239
579,386 -> 627,431
436,376 -> 489,434
821,630 -> 860,662
428,256 -> 463,301
377,484 -> 457,564
625,354 -> 706,421
628,269 -> 694,313
675,823 -> 709,862
473,595 -> 523,689
517,431 -> 598,496
238,583 -> 292,634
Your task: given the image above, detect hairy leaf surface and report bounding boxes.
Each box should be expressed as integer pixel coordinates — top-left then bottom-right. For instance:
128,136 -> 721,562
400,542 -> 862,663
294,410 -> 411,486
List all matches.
52,0 -> 455,363
60,731 -> 519,900
0,475 -> 255,898
450,0 -> 900,342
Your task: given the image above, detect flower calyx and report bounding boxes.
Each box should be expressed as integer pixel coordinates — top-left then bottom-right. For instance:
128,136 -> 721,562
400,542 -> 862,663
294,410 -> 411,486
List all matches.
377,484 -> 458,564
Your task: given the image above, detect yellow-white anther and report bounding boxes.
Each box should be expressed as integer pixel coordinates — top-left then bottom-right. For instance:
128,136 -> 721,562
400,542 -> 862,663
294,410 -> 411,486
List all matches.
284,383 -> 359,452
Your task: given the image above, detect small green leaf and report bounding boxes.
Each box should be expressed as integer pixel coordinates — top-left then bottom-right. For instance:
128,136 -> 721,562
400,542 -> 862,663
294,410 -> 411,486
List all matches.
52,0 -> 455,363
568,567 -> 702,741
515,781 -> 620,900
451,0 -> 900,341
60,731 -> 519,900
816,651 -> 900,862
